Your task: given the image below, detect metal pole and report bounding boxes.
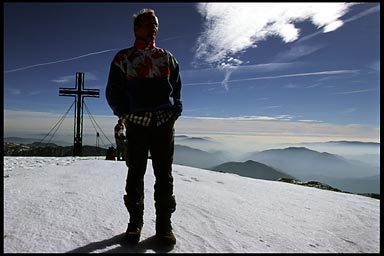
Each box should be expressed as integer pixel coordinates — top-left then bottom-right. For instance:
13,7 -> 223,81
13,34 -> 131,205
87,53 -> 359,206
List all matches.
74,73 -> 83,156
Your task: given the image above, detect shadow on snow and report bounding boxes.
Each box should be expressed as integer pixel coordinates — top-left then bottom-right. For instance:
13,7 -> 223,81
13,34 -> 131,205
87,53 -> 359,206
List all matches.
67,233 -> 174,253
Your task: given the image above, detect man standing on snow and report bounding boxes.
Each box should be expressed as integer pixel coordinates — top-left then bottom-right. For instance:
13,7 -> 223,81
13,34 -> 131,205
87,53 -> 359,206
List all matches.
105,8 -> 182,246
114,118 -> 126,161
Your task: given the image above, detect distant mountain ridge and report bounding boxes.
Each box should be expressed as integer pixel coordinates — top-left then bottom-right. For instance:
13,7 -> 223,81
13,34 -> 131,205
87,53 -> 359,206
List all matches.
4,142 -> 107,157
4,137 -> 72,146
325,141 -> 379,146
211,160 -> 296,181
174,144 -> 227,169
175,135 -> 214,142
243,147 -> 380,194
245,147 -> 379,178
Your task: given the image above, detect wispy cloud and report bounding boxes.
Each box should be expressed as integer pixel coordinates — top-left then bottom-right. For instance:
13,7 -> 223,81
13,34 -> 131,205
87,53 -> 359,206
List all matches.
4,49 -> 117,73
194,3 -> 358,89
261,105 -> 282,110
271,44 -> 326,62
297,119 -> 323,123
187,115 -> 294,122
283,83 -> 299,89
51,72 -> 98,84
6,88 -> 21,95
304,83 -> 322,89
28,91 -> 41,96
194,3 -> 356,67
344,4 -> 380,23
255,97 -> 270,101
367,60 -> 380,72
183,69 -> 359,86
158,35 -> 186,42
182,62 -> 300,86
230,70 -> 360,83
175,115 -> 380,144
5,88 -> 41,96
340,108 -> 357,115
51,75 -> 78,84
297,4 -> 379,43
332,88 -> 379,95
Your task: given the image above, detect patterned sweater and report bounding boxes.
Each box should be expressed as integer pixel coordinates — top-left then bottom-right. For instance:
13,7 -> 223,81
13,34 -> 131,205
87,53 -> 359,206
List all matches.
106,39 -> 182,126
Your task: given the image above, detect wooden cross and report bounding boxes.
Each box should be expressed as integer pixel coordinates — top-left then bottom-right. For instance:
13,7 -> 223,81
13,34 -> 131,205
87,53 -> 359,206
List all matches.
59,72 -> 99,156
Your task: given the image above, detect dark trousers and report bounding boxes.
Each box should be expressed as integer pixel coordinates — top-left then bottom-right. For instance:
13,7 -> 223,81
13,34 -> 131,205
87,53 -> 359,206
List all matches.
115,137 -> 126,160
124,118 -> 176,226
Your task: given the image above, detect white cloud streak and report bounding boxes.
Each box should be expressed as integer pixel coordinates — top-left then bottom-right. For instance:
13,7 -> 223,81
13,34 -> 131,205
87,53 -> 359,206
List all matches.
51,72 -> 98,84
6,88 -> 21,95
297,4 -> 379,43
176,116 -> 380,144
183,69 -> 359,86
271,44 -> 326,62
230,70 -> 359,82
4,49 -> 117,73
343,4 -> 380,23
332,88 -> 379,95
187,115 -> 294,122
194,3 -> 358,89
194,3 -> 356,67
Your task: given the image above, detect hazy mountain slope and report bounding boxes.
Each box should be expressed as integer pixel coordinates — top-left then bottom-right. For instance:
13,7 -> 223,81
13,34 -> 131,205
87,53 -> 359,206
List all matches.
174,135 -> 222,152
245,147 -> 379,179
211,160 -> 296,181
174,144 -> 227,169
243,147 -> 380,194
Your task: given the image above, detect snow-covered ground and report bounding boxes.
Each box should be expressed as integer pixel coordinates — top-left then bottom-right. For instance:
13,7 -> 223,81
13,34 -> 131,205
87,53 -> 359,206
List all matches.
3,156 -> 380,253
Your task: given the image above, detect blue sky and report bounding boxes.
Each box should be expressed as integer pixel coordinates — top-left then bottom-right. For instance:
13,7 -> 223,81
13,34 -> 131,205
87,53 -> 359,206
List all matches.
3,2 -> 380,148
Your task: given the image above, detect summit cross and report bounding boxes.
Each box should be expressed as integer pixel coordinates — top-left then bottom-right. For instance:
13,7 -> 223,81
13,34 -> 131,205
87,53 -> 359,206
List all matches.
59,72 -> 99,156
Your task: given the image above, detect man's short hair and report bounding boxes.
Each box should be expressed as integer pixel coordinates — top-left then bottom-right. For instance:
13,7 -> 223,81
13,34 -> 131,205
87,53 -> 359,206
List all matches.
133,8 -> 156,27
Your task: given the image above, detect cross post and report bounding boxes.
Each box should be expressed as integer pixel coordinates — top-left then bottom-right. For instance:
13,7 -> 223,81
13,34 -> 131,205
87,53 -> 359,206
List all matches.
59,72 -> 99,156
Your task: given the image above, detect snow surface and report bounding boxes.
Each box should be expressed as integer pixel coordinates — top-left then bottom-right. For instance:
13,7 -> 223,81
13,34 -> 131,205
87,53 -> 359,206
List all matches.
3,156 -> 380,253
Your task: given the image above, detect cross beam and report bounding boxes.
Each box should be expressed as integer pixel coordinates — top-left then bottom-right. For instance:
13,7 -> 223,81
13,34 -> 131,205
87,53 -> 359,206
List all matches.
59,72 -> 99,156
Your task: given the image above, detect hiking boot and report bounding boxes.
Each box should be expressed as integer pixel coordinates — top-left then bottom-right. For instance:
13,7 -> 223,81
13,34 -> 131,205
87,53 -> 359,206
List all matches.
156,224 -> 176,245
125,222 -> 143,244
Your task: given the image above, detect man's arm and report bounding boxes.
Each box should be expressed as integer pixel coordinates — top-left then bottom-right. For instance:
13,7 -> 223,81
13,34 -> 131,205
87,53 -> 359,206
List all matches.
169,54 -> 182,119
106,63 -> 128,118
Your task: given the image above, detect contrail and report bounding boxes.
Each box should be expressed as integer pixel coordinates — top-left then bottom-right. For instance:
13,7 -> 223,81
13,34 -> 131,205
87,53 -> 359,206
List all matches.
4,48 -> 118,73
4,33 -> 189,74
332,88 -> 379,95
228,70 -> 360,82
183,69 -> 359,86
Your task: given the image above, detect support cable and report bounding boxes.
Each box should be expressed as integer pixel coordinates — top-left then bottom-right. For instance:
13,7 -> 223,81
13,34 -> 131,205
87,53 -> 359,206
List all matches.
83,101 -> 114,147
39,100 -> 75,144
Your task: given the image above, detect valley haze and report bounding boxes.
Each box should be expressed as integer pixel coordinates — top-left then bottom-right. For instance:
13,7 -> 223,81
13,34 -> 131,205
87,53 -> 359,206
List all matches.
4,136 -> 380,195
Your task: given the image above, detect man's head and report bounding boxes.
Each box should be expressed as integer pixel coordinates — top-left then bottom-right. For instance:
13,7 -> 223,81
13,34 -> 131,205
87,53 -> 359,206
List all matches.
133,9 -> 159,42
